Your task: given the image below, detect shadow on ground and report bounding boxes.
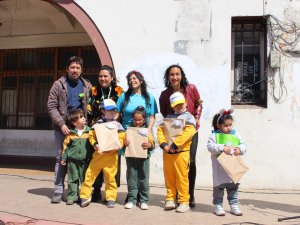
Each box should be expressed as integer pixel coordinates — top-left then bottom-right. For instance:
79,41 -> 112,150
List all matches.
27,187 -> 215,213
240,199 -> 300,214
28,188 -> 56,200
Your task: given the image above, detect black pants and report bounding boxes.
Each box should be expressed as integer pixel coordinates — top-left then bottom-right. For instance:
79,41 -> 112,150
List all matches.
189,132 -> 198,198
93,155 -> 121,191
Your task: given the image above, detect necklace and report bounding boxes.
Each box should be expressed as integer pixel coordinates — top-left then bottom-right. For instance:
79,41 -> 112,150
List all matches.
101,86 -> 112,100
172,87 -> 181,93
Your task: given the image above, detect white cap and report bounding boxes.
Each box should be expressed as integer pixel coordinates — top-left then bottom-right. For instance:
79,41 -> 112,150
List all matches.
101,99 -> 117,110
170,92 -> 186,107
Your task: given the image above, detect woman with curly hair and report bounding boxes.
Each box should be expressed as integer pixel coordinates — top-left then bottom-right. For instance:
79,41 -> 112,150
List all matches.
116,70 -> 158,205
159,64 -> 203,207
87,65 -> 124,202
116,70 -> 158,132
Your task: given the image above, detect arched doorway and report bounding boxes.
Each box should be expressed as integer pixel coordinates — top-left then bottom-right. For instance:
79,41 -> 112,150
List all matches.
0,0 -> 113,163
0,0 -> 113,130
0,0 -> 113,67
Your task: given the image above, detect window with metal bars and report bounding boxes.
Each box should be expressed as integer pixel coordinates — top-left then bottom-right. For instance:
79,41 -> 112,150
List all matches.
231,17 -> 267,105
0,46 -> 101,129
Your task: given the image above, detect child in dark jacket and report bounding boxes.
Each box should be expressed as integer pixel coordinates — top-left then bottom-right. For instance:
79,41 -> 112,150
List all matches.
61,109 -> 93,205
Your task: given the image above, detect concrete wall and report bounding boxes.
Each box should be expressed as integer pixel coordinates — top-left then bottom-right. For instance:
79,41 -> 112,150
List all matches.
74,0 -> 300,190
1,0 -> 300,190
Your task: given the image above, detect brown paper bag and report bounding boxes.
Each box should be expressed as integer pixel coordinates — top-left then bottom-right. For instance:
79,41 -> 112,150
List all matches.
124,127 -> 148,158
163,118 -> 184,152
217,151 -> 249,184
93,121 -> 122,153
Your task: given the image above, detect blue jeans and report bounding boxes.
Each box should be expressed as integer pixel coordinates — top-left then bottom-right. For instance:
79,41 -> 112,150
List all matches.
54,131 -> 67,194
213,183 -> 239,205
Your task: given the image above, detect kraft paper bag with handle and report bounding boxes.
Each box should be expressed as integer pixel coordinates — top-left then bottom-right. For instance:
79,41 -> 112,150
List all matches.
216,133 -> 249,184
93,121 -> 122,153
163,118 -> 184,152
124,127 -> 148,158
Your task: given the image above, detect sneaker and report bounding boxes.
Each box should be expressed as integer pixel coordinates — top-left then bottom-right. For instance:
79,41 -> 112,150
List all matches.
107,200 -> 115,208
66,200 -> 74,205
176,203 -> 190,213
230,203 -> 243,216
140,203 -> 148,210
51,193 -> 63,203
214,203 -> 225,216
164,201 -> 176,210
124,202 -> 135,209
81,197 -> 91,208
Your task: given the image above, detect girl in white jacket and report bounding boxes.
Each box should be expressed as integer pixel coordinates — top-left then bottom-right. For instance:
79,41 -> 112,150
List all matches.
207,109 -> 247,216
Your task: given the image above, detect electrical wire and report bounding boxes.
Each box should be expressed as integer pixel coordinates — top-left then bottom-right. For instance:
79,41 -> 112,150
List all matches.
263,14 -> 300,104
0,5 -> 13,36
266,14 -> 300,52
21,0 -> 29,36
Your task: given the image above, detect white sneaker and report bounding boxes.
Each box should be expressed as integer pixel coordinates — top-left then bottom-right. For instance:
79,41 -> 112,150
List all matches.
214,203 -> 225,216
124,202 -> 135,209
175,203 -> 190,213
230,203 -> 243,216
140,203 -> 148,210
164,201 -> 176,210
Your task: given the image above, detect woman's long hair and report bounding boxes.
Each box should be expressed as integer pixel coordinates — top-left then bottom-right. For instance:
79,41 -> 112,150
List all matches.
122,71 -> 150,110
163,64 -> 189,88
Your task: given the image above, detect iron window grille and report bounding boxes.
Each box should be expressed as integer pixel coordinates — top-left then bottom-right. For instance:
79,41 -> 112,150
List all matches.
0,46 -> 101,130
231,17 -> 267,105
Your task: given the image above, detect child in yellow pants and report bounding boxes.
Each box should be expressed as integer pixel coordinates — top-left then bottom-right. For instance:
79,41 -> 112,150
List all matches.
157,93 -> 196,213
80,99 -> 125,208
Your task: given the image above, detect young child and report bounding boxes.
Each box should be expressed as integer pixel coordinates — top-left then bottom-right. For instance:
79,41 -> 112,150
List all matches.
61,109 -> 93,205
80,99 -> 125,208
124,106 -> 155,210
157,93 -> 196,213
207,109 -> 247,216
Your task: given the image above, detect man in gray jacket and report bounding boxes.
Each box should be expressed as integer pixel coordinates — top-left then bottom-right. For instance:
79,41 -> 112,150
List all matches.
47,56 -> 92,203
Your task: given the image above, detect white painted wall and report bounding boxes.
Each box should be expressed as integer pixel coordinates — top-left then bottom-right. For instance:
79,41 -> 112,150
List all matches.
1,0 -> 300,190
74,0 -> 300,190
0,130 -> 55,157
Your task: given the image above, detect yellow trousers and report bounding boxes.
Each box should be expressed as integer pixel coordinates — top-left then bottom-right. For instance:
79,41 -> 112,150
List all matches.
163,151 -> 190,204
80,151 -> 118,201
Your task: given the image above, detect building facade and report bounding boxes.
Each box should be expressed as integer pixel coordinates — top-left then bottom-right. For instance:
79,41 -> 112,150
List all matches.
0,0 -> 300,190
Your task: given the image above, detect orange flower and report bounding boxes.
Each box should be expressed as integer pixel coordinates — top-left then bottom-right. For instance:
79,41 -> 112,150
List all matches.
115,86 -> 124,96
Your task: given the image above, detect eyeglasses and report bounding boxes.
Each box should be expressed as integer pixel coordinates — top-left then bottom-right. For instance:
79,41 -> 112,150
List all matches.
132,118 -> 145,122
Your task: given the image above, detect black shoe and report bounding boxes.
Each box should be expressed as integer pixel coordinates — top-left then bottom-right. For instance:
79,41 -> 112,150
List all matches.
91,190 -> 102,202
51,193 -> 63,203
189,197 -> 196,208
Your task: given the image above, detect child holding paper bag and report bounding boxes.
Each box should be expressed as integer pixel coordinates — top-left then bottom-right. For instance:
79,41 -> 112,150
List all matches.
207,109 -> 247,216
123,106 -> 155,210
80,99 -> 125,208
157,93 -> 196,213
